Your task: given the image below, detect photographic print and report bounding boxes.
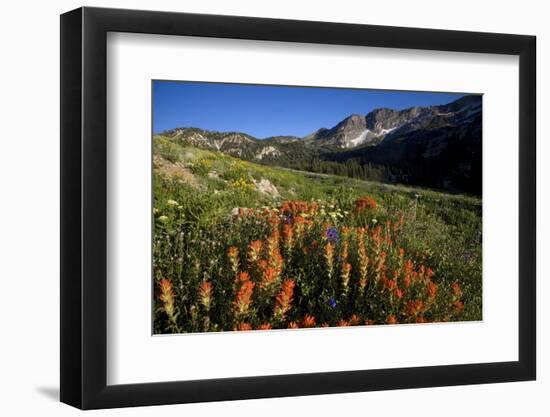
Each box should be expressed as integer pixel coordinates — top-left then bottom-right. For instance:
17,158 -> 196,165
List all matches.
152,81 -> 482,334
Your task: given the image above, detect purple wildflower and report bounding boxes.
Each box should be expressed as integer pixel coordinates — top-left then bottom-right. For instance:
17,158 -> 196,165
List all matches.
326,227 -> 339,243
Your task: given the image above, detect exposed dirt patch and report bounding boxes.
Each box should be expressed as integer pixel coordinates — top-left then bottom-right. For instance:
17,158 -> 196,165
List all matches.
153,155 -> 199,188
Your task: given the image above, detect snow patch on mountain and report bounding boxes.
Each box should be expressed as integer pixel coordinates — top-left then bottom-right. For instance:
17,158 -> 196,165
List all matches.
347,130 -> 371,147
379,127 -> 397,135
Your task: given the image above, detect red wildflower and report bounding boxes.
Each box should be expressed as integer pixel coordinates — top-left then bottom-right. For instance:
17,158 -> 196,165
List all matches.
274,279 -> 295,320
453,300 -> 464,313
372,225 -> 383,253
258,259 -> 268,272
406,300 -> 425,317
227,246 -> 240,275
288,321 -> 299,329
385,279 -> 398,291
247,240 -> 262,265
233,280 -> 255,317
353,195 -> 378,214
302,314 -> 316,328
257,323 -> 272,330
237,271 -> 250,283
402,259 -> 414,288
266,231 -> 280,256
324,242 -> 335,278
198,281 -> 213,310
374,251 -> 387,282
357,238 -> 369,292
261,267 -> 279,291
158,278 -> 177,323
237,322 -> 252,331
425,267 -> 435,281
386,315 -> 398,325
393,287 -> 404,300
427,281 -> 437,300
293,215 -> 307,239
341,262 -> 352,291
282,223 -> 294,252
452,282 -> 462,298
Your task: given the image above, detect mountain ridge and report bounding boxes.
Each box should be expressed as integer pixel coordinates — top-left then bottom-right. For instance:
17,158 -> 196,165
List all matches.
156,94 -> 482,194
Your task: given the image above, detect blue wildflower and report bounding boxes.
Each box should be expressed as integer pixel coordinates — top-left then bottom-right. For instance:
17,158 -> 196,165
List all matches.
328,297 -> 337,308
326,227 -> 340,243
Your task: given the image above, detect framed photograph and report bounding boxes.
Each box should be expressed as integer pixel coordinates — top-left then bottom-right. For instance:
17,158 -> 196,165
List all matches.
60,6 -> 536,409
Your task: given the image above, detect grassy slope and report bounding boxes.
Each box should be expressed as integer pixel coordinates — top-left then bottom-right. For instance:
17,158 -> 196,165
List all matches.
153,137 -> 482,331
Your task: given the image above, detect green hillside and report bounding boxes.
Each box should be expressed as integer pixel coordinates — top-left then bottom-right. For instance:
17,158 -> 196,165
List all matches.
153,136 -> 482,333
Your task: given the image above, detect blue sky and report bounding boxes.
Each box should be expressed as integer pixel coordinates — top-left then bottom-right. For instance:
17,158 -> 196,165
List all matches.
153,81 -> 466,138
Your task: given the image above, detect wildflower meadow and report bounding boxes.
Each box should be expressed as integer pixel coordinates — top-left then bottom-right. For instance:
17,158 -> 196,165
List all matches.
153,139 -> 482,334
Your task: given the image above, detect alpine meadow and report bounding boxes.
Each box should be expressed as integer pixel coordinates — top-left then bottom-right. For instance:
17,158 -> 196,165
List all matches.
152,82 -> 482,334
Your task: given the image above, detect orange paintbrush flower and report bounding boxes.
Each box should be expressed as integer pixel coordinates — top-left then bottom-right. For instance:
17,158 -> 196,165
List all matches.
274,279 -> 295,320
257,323 -> 272,330
453,300 -> 464,313
233,280 -> 255,317
280,200 -> 317,217
341,227 -> 351,241
403,259 -> 414,287
452,282 -> 462,298
293,215 -> 306,239
406,300 -> 425,318
341,262 -> 352,291
261,267 -> 279,291
426,281 -> 437,300
425,267 -> 435,281
237,322 -> 252,331
374,251 -> 386,283
385,279 -> 398,291
247,240 -> 262,265
288,321 -> 299,329
349,314 -> 360,326
353,195 -> 378,214
158,278 -> 177,324
227,246 -> 240,276
237,271 -> 250,283
258,259 -> 268,272
337,319 -> 350,327
386,315 -> 397,325
357,239 -> 369,292
266,230 -> 280,256
198,281 -> 213,310
268,250 -> 283,274
301,314 -> 316,328
398,248 -> 405,268
393,287 -> 404,300
341,240 -> 349,262
282,223 -> 294,252
324,242 -> 335,278
371,225 -> 383,253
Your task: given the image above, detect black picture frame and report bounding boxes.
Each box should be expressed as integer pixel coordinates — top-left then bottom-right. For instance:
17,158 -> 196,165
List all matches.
60,6 -> 536,410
